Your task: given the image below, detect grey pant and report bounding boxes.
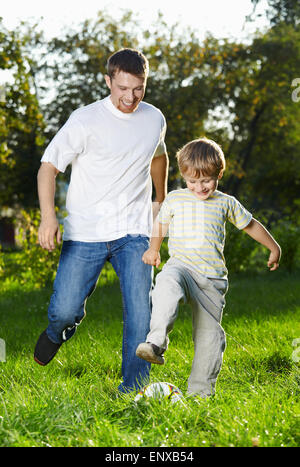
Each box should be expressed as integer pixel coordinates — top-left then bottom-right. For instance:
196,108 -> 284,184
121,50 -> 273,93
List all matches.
147,258 -> 228,397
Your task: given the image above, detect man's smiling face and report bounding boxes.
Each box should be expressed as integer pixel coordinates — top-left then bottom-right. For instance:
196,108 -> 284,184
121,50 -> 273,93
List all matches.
105,70 -> 146,114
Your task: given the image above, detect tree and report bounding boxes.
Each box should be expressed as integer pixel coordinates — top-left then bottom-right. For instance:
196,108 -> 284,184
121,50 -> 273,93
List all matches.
2,9 -> 299,228
207,14 -> 300,220
37,12 -> 215,185
250,0 -> 300,27
0,19 -> 45,211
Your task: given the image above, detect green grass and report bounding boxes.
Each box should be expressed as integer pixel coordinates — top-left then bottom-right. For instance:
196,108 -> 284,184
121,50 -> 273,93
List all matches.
0,269 -> 299,447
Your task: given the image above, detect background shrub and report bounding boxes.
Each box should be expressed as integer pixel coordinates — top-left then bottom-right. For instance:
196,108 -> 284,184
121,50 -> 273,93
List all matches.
15,209 -> 61,288
1,209 -> 298,290
3,209 -> 120,289
270,218 -> 300,273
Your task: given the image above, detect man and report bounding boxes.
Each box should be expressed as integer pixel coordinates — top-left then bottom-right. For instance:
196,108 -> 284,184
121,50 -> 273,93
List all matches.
34,48 -> 168,393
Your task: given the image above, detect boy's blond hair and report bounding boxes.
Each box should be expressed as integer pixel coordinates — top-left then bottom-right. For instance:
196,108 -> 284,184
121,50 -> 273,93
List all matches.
176,137 -> 226,178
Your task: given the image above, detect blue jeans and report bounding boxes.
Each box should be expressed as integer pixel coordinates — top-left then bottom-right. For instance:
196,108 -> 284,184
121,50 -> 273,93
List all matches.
46,235 -> 152,393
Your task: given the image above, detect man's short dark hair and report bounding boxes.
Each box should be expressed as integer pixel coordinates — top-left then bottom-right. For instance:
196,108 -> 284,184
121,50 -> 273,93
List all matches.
107,48 -> 149,79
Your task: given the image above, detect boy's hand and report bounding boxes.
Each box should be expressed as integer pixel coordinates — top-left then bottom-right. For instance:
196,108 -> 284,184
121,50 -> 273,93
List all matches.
267,247 -> 281,271
142,248 -> 161,268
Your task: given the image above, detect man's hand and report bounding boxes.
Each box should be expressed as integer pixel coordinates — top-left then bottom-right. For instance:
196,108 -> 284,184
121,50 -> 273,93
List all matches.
38,215 -> 61,252
142,248 -> 161,268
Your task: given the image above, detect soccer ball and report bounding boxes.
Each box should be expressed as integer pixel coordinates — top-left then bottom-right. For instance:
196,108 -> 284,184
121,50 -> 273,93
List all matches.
134,382 -> 183,404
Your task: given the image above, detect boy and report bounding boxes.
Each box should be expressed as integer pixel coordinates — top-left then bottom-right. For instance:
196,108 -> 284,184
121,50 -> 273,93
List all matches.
136,137 -> 281,397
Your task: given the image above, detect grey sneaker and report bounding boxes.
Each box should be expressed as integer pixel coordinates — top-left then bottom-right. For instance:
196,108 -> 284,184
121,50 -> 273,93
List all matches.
136,342 -> 165,365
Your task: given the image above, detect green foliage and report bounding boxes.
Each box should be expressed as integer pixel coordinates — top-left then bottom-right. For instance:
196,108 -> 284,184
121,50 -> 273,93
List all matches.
225,215 -> 300,275
1,9 -> 300,276
0,19 -> 45,210
19,10 -> 299,223
224,223 -> 256,274
0,245 -> 4,278
271,217 -> 300,272
14,209 -> 61,288
2,209 -> 117,290
206,23 -> 300,221
250,0 -> 300,27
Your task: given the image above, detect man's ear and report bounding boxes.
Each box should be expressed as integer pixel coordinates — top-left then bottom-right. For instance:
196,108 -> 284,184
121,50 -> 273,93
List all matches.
104,74 -> 112,90
218,171 -> 224,180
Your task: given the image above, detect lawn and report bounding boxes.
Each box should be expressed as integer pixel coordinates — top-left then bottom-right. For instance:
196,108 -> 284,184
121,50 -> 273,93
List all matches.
0,268 -> 299,447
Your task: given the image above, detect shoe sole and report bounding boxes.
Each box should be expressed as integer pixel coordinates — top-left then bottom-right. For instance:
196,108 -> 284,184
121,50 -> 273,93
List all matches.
136,343 -> 165,365
34,356 -> 46,366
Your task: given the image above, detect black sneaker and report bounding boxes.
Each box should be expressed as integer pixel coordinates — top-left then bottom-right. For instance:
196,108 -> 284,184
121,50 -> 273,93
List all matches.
136,342 -> 165,365
34,330 -> 61,366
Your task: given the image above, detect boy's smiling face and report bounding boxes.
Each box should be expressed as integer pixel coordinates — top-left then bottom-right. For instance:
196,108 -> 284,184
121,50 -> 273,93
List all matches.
184,171 -> 222,200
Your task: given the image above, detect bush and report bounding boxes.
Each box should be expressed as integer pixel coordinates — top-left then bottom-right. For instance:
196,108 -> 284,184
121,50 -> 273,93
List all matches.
3,210 -> 298,290
0,245 -> 4,278
270,218 -> 300,273
224,222 -> 256,274
225,215 -> 300,275
7,209 -> 117,289
15,209 -> 62,288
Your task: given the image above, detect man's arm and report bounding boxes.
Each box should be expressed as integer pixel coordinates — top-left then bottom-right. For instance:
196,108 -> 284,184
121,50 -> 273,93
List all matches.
37,162 -> 61,252
150,153 -> 169,219
142,218 -> 169,268
243,218 -> 281,271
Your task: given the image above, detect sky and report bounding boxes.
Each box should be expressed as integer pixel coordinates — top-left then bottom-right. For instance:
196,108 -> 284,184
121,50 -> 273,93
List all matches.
1,0 -> 269,41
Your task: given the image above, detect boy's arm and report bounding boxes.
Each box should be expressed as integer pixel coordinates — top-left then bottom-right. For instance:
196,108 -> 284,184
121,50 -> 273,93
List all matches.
243,218 -> 281,271
142,218 -> 170,268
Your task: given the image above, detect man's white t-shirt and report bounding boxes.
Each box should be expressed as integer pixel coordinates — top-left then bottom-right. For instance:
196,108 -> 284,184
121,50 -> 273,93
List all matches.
41,96 -> 167,241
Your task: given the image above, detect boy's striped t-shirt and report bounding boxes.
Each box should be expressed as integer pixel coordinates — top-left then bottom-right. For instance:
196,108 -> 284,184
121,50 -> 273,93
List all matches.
158,188 -> 252,279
